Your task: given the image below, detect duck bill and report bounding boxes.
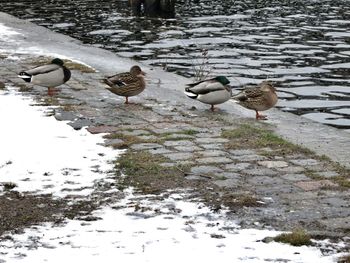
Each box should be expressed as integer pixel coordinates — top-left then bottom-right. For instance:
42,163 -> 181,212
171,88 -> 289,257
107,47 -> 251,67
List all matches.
141,71 -> 146,76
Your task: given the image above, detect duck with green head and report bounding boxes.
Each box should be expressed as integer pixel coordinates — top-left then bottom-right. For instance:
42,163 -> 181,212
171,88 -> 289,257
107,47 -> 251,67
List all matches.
18,58 -> 71,96
184,76 -> 232,111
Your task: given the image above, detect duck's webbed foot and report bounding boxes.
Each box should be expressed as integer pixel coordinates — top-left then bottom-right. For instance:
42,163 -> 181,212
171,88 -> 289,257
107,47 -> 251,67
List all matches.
255,111 -> 268,120
47,87 -> 58,96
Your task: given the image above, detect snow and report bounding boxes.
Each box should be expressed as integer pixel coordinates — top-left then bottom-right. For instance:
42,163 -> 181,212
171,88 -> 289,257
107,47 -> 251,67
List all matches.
0,23 -> 20,39
0,190 -> 343,263
0,87 -> 116,197
0,86 -> 345,263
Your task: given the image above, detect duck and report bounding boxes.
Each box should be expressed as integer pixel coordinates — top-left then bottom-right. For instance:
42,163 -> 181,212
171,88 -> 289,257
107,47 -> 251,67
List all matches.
18,58 -> 71,96
184,76 -> 231,111
231,81 -> 278,120
104,65 -> 146,104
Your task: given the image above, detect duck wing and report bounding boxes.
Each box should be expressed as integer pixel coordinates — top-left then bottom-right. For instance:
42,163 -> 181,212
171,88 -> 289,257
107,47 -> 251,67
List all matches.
232,87 -> 264,101
186,77 -> 216,87
185,79 -> 226,95
24,64 -> 61,76
105,72 -> 137,87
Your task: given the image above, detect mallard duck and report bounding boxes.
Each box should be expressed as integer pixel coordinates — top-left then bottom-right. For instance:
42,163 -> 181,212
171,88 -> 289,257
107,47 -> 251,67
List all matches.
184,76 -> 231,111
104,65 -> 146,104
18,58 -> 71,96
231,81 -> 278,120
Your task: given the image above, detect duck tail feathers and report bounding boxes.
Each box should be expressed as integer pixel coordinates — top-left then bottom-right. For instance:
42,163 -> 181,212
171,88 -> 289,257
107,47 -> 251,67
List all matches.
184,90 -> 198,99
18,72 -> 32,82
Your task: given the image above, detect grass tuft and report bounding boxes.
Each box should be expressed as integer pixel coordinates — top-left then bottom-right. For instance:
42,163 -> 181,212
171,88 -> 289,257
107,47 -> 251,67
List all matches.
222,124 -> 312,155
115,151 -> 190,194
2,182 -> 17,191
273,229 -> 312,246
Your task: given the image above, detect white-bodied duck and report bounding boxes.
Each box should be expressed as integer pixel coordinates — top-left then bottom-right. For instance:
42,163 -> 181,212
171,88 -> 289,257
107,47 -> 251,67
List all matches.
184,76 -> 231,111
18,58 -> 71,96
231,81 -> 278,120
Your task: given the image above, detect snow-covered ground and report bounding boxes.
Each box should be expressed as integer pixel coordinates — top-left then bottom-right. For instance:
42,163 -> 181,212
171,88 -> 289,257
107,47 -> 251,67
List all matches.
0,86 -> 346,263
0,189 -> 344,263
0,87 -> 116,197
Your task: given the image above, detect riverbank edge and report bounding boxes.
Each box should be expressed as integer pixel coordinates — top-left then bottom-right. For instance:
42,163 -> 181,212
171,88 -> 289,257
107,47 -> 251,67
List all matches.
0,11 -> 348,168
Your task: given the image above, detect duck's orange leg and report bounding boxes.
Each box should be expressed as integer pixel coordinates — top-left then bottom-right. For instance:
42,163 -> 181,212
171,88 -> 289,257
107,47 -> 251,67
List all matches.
256,110 -> 267,120
48,87 -> 58,96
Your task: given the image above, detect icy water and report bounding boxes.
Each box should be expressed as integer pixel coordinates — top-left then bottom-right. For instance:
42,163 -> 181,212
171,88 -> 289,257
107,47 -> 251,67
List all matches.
2,0 -> 350,129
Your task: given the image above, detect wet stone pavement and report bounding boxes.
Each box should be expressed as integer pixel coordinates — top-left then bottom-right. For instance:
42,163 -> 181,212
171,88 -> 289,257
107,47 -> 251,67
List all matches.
0,53 -> 349,247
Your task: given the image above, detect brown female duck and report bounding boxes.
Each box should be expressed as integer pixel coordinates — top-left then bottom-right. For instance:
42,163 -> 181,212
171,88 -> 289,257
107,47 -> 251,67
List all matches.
104,65 -> 146,104
231,81 -> 278,120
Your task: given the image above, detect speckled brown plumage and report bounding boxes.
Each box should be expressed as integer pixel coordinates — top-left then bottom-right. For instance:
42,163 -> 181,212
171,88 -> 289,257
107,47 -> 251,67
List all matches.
231,81 -> 278,120
104,65 -> 146,104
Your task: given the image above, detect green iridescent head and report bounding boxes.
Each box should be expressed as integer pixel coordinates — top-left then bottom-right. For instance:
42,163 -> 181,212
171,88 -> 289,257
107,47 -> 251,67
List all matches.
214,76 -> 230,85
51,58 -> 64,66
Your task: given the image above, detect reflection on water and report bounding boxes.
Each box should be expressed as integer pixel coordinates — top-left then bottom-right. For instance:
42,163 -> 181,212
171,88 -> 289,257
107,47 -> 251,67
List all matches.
2,0 -> 350,129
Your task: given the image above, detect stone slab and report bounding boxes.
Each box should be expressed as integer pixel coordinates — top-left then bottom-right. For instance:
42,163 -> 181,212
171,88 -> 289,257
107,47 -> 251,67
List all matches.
164,152 -> 193,161
294,180 -> 338,191
191,166 -> 223,175
197,157 -> 232,164
130,143 -> 163,150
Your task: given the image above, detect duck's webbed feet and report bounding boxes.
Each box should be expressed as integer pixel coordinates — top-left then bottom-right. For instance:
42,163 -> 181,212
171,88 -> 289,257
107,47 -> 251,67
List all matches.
47,87 -> 58,96
255,111 -> 268,120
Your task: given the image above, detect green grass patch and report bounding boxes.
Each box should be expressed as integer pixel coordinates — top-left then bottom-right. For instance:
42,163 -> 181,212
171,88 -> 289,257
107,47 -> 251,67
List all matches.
114,150 -> 263,209
182,129 -> 199,136
304,169 -> 323,180
115,151 -> 190,194
310,156 -> 350,189
273,229 -> 312,246
334,176 -> 350,188
223,194 -> 262,208
222,124 -> 312,155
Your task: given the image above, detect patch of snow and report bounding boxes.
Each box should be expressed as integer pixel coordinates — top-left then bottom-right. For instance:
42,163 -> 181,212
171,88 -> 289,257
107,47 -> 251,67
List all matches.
0,23 -> 21,40
0,88 -> 117,197
0,189 -> 345,263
